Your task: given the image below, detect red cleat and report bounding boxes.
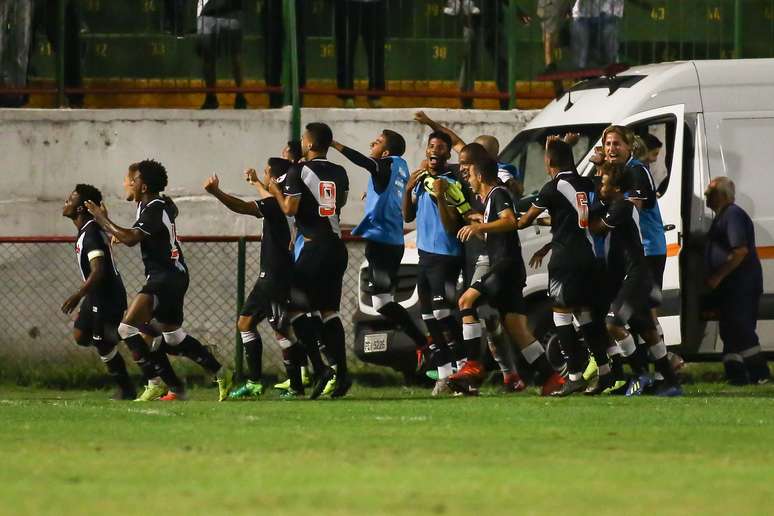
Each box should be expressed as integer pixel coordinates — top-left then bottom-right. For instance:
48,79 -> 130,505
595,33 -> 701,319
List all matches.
540,372 -> 566,396
159,391 -> 187,401
501,372 -> 526,393
416,337 -> 433,372
447,360 -> 485,394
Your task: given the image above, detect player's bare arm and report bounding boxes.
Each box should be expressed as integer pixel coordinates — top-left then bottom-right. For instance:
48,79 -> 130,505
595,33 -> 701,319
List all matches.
84,200 -> 144,246
61,256 -> 105,314
402,168 -> 425,223
516,205 -> 545,230
414,111 -> 466,154
457,207 -> 517,242
529,243 -> 552,269
268,179 -> 300,216
203,173 -> 260,216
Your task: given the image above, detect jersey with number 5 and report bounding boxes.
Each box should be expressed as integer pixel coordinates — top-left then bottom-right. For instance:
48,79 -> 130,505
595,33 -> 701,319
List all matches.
282,157 -> 349,240
532,170 -> 596,271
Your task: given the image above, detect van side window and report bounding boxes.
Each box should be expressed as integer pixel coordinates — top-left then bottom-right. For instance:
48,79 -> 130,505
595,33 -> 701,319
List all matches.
628,116 -> 677,196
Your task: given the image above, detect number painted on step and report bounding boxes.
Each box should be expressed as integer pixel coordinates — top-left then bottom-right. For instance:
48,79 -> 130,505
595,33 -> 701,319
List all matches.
432,45 -> 447,60
143,0 -> 157,13
320,43 -> 335,58
94,43 -> 108,58
650,7 -> 666,21
707,7 -> 722,21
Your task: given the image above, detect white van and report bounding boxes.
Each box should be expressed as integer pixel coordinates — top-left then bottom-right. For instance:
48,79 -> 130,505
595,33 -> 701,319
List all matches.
353,59 -> 774,375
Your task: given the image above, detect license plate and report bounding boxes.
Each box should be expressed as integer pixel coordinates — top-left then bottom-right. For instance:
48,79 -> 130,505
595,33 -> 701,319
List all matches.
363,332 -> 388,353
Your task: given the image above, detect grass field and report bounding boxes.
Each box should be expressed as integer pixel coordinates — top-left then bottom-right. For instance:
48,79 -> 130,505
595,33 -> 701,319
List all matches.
3,379 -> 774,515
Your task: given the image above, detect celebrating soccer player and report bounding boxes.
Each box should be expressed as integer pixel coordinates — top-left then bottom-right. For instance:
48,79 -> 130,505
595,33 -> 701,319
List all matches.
86,159 -> 233,401
269,123 -> 353,399
61,184 -> 135,400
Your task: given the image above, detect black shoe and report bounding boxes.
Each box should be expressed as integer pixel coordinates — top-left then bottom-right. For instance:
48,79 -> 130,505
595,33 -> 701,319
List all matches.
330,374 -> 353,399
200,95 -> 219,110
309,366 -> 336,400
551,377 -> 587,397
111,386 -> 136,400
234,93 -> 247,109
584,373 -> 615,396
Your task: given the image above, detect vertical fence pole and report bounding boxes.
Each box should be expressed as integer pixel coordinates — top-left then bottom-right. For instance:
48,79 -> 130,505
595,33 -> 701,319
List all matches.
506,0 -> 518,109
733,0 -> 743,59
56,0 -> 66,107
235,237 -> 246,378
284,0 -> 301,141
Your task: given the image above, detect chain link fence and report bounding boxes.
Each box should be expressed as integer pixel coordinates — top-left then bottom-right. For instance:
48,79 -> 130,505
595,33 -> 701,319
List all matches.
0,235 -> 365,385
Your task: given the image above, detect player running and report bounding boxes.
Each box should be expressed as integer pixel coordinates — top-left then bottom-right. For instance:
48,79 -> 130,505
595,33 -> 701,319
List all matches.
61,184 -> 135,400
269,123 -> 353,399
330,131 -> 430,369
590,163 -> 682,396
448,157 -> 565,396
517,139 -> 612,396
204,159 -> 307,399
86,159 -> 233,401
402,131 -> 471,396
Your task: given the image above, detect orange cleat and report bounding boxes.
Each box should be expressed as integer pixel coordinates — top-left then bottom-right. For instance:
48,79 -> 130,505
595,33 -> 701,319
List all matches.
158,390 -> 187,401
540,372 -> 566,396
447,360 -> 485,394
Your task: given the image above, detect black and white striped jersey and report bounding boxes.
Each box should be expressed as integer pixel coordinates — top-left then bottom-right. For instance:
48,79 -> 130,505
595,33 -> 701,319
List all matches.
132,197 -> 187,276
75,219 -> 127,307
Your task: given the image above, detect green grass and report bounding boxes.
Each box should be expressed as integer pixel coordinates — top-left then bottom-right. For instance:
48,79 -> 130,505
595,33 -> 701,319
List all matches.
3,379 -> 774,515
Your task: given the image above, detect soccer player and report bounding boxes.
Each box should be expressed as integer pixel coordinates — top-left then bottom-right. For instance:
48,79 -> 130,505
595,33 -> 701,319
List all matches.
61,184 -> 135,400
204,160 -> 307,398
590,163 -> 681,396
269,122 -> 353,399
330,131 -> 430,362
449,157 -> 566,396
86,159 -> 233,401
517,139 -> 612,396
402,131 -> 471,396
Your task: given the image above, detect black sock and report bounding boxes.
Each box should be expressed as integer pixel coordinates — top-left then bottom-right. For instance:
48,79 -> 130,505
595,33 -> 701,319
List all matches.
626,345 -> 649,375
610,354 -> 625,379
378,301 -> 426,349
170,334 -> 222,374
243,335 -> 263,382
291,315 -> 327,374
461,320 -> 482,362
439,315 -> 465,363
744,353 -> 771,383
95,342 -> 133,393
124,334 -> 183,390
579,321 -> 610,367
322,315 -> 348,376
555,324 -> 585,375
424,316 -> 446,347
282,344 -> 305,392
532,354 -> 554,385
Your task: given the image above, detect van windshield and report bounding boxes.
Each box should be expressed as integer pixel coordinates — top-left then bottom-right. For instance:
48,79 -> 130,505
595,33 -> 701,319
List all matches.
499,124 -> 608,197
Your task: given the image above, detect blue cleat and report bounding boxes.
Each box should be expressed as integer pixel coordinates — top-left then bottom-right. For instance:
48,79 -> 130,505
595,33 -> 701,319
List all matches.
625,373 -> 654,397
655,384 -> 683,397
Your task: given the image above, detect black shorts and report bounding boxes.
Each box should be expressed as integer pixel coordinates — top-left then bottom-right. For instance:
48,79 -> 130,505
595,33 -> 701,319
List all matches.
471,258 -> 526,315
74,295 -> 125,338
606,271 -> 659,331
417,250 -> 463,313
241,274 -> 291,321
139,270 -> 189,326
364,240 -> 404,294
645,254 -> 666,290
292,238 -> 348,312
548,265 -> 594,309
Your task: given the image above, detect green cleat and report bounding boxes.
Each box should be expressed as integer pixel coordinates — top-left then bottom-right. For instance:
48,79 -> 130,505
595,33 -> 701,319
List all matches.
425,370 -> 439,381
279,388 -> 302,400
134,381 -> 167,402
273,378 -> 292,391
274,368 -> 312,392
582,356 -> 598,382
604,379 -> 628,395
216,368 -> 234,402
228,380 -> 264,400
321,374 -> 337,397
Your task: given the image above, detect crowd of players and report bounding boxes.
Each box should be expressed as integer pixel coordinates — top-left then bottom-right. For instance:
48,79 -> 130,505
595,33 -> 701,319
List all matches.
61,113 -> 685,401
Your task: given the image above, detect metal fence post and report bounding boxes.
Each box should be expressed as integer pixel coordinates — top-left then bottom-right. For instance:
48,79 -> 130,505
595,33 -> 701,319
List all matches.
284,0 -> 301,141
56,0 -> 65,107
235,237 -> 246,378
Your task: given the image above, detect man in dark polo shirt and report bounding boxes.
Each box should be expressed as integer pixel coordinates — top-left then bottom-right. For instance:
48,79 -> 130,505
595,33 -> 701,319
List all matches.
704,177 -> 769,385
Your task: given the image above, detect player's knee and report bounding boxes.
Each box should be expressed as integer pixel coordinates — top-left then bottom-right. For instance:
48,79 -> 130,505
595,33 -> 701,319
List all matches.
162,327 -> 187,346
117,323 -> 140,341
237,316 -> 254,333
73,329 -> 90,347
98,345 -> 118,362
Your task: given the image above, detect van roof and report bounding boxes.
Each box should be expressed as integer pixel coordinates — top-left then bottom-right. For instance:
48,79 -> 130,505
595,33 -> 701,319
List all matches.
525,59 -> 774,130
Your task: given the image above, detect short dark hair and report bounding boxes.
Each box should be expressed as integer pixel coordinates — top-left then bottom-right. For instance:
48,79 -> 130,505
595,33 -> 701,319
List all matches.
643,133 -> 663,150
267,157 -> 292,178
286,140 -> 302,162
427,130 -> 452,150
74,183 -> 102,210
545,140 -> 575,170
459,142 -> 489,162
599,161 -> 626,189
305,122 -> 333,152
471,157 -> 499,183
131,159 -> 168,194
382,129 -> 406,156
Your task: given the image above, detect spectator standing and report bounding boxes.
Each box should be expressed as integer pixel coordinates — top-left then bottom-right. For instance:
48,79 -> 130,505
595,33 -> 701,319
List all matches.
598,0 -> 623,64
196,0 -> 246,110
536,0 -> 572,73
264,0 -> 306,108
334,0 -> 386,108
703,177 -> 770,385
0,0 -> 34,107
570,0 -> 599,69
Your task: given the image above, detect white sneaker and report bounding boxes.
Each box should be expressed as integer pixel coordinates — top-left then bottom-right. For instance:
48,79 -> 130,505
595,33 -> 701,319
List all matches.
432,379 -> 452,397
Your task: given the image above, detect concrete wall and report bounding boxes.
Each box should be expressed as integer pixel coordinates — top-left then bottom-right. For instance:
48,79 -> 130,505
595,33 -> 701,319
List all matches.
0,107 -> 538,236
